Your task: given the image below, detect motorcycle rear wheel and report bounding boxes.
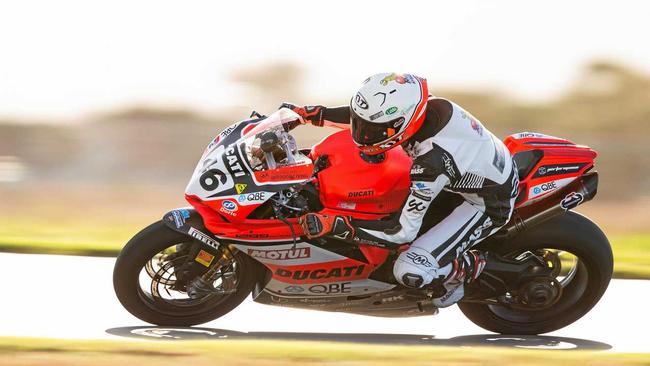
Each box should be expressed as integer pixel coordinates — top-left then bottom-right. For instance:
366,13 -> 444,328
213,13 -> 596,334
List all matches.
459,211 -> 613,335
113,221 -> 258,326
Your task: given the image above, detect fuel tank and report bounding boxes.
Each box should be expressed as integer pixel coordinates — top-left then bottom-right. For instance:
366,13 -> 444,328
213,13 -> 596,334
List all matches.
310,130 -> 411,214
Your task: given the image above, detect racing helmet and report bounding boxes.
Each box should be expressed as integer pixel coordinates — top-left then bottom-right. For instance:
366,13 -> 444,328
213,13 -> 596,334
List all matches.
350,73 -> 429,155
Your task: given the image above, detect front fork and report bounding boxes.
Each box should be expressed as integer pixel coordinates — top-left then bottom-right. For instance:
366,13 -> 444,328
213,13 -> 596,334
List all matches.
186,245 -> 239,299
161,208 -> 242,298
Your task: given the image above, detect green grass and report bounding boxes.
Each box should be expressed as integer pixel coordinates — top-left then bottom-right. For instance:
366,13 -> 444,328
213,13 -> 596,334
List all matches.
0,337 -> 649,366
0,217 -> 649,279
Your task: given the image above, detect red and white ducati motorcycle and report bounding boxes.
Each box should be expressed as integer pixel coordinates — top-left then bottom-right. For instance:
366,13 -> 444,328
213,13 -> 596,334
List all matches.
113,108 -> 612,334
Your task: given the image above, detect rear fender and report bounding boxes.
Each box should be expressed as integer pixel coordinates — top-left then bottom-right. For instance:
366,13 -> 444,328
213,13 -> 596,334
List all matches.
162,208 -> 221,254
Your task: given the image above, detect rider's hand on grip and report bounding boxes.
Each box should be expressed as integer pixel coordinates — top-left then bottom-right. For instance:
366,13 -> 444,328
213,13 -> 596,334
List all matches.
280,102 -> 324,127
299,213 -> 355,240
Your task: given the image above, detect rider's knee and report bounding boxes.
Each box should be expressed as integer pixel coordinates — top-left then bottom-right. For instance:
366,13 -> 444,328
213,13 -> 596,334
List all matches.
393,247 -> 441,288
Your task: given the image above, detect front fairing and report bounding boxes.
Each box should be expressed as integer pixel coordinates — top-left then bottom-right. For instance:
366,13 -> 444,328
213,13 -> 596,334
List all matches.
185,109 -> 314,220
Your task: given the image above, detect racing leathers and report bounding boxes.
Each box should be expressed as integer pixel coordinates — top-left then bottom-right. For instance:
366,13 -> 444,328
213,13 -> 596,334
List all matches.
298,98 -> 519,307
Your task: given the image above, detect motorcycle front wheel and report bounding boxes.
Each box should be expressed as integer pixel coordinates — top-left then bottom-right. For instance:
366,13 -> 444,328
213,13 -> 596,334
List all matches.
113,221 -> 258,326
459,211 -> 613,335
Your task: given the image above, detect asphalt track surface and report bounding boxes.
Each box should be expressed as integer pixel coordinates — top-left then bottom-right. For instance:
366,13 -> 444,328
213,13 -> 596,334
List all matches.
2,253 -> 648,352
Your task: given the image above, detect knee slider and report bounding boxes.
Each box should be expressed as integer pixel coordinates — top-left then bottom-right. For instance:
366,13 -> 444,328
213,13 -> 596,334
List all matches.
394,247 -> 441,288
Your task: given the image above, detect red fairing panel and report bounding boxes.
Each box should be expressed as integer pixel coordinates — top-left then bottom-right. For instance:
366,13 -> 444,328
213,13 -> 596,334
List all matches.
311,130 -> 412,214
504,132 -> 597,206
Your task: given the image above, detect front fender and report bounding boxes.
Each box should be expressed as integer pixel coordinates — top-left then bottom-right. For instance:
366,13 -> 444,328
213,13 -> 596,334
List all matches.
162,208 -> 221,252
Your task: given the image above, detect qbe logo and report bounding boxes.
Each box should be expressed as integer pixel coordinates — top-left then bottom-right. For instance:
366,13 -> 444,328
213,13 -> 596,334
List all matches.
221,200 -> 238,211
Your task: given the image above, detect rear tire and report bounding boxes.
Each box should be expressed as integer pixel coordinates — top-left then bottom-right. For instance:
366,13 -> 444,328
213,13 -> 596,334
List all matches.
113,221 -> 258,326
458,211 -> 613,334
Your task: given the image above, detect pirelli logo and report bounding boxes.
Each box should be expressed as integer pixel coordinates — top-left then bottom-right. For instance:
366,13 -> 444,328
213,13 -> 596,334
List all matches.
188,227 -> 219,249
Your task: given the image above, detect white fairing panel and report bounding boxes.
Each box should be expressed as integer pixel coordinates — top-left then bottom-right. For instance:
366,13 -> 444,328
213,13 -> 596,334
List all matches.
232,242 -> 396,297
185,144 -> 236,200
263,278 -> 396,298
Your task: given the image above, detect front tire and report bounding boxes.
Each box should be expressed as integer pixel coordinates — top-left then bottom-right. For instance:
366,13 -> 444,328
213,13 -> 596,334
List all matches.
113,221 -> 258,326
459,211 -> 613,334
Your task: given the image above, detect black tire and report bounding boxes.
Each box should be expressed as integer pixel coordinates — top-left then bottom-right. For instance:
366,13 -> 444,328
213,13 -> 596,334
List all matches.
113,221 -> 258,326
458,211 -> 613,335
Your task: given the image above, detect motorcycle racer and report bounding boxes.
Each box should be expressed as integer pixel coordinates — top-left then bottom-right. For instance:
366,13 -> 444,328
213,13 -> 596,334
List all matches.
285,73 -> 519,307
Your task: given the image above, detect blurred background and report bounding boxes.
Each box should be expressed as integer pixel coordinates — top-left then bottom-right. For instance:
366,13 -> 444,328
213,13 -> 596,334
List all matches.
0,0 -> 649,274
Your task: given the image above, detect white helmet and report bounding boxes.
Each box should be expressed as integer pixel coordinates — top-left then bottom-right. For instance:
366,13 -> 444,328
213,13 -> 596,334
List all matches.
350,73 -> 429,155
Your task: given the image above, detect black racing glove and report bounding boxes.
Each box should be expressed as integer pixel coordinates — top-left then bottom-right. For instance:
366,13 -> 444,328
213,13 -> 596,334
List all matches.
299,213 -> 355,241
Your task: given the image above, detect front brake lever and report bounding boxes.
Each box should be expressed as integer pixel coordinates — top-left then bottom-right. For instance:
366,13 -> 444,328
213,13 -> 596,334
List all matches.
250,110 -> 265,119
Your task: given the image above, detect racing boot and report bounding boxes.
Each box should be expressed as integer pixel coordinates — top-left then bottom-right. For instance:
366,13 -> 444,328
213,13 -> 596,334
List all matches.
431,249 -> 487,308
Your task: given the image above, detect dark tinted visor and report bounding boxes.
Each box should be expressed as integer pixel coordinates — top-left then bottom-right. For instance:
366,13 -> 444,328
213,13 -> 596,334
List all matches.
351,110 -> 405,145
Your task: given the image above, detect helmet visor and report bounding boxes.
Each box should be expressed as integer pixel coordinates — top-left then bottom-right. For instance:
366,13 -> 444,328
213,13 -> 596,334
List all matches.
351,111 -> 406,146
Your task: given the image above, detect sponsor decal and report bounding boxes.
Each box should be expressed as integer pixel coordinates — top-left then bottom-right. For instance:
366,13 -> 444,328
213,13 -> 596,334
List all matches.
237,191 -> 268,204
560,192 -> 584,210
224,145 -> 246,178
298,298 -> 331,304
380,73 -> 416,86
348,190 -> 374,198
381,295 -> 405,303
406,252 -> 433,267
354,92 -> 369,110
369,110 -> 384,121
308,282 -> 352,295
188,227 -> 219,249
219,207 -> 237,216
454,217 -> 494,258
195,249 -> 215,267
275,265 -> 365,280
414,182 -> 427,189
235,233 -> 269,239
235,183 -> 247,194
515,132 -> 552,139
406,199 -> 426,213
533,163 -> 587,178
386,106 -> 398,115
337,201 -> 357,210
171,209 -> 190,228
219,123 -> 238,140
442,153 -> 457,179
411,190 -> 432,201
221,200 -> 238,211
353,236 -> 386,247
248,247 -> 311,260
410,165 -> 424,175
528,177 -> 576,199
284,285 -> 304,293
470,119 -> 483,136
528,179 -> 566,199
256,166 -> 311,183
461,110 -> 483,136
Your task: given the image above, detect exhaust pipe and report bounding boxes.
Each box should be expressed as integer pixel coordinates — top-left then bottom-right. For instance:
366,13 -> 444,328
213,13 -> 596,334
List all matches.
499,171 -> 599,238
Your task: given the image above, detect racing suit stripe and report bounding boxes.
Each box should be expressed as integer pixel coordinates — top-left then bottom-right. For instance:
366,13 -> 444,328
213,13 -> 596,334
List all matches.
428,207 -> 481,260
435,213 -> 494,265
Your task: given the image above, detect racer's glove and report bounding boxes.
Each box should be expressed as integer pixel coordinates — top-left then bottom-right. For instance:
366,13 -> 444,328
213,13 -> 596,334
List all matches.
299,213 -> 355,241
280,102 -> 325,127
